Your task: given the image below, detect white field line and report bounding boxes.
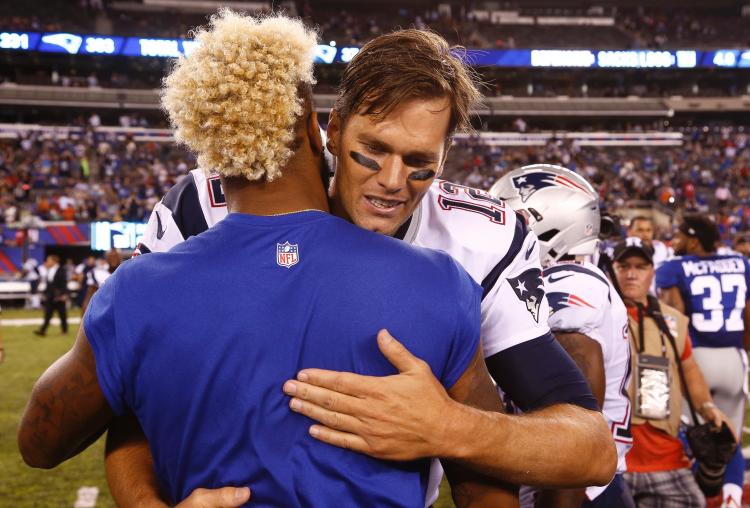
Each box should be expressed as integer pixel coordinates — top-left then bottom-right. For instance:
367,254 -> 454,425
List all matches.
2,317 -> 81,327
73,486 -> 99,507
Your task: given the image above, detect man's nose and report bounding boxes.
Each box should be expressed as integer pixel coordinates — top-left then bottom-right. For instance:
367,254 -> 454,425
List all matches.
375,156 -> 406,193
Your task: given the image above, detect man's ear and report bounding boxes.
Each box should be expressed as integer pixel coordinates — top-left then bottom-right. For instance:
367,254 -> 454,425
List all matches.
326,109 -> 341,157
307,111 -> 323,156
687,236 -> 701,253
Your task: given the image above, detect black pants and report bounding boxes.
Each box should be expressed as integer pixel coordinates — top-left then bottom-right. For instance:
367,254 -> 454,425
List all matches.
40,299 -> 67,333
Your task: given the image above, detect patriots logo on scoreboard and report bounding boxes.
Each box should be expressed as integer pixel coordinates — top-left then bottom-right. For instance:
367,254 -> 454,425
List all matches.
507,268 -> 545,322
276,242 -> 299,268
547,292 -> 596,314
512,172 -> 593,202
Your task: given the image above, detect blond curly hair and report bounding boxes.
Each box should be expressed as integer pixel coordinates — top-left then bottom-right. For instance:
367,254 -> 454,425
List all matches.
162,11 -> 317,182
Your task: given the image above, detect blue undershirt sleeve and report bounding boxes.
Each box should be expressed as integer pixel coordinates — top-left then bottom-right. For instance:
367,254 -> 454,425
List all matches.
486,332 -> 599,412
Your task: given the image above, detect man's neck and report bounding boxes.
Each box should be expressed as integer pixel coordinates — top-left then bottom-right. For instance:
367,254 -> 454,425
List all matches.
224,161 -> 329,216
624,294 -> 648,308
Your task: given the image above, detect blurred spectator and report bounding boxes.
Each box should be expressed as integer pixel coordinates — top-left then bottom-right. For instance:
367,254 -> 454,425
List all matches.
0,3 -> 746,51
80,248 -> 121,314
33,254 -> 68,337
0,130 -> 194,223
1,122 -> 750,242
19,256 -> 41,309
446,126 -> 750,239
734,234 -> 750,257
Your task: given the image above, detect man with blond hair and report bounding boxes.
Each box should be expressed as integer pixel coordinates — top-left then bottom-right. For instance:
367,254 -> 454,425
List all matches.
18,12 -> 513,506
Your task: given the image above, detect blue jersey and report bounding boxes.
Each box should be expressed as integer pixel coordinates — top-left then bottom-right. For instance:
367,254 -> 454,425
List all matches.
85,211 -> 481,506
656,254 -> 750,348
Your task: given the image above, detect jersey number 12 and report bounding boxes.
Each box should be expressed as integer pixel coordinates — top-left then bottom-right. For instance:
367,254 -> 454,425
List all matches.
437,181 -> 506,224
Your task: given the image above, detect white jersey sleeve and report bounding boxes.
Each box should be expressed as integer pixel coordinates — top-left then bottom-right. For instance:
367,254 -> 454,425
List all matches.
138,201 -> 186,254
545,263 -> 609,343
543,261 -> 632,493
405,180 -> 550,358
135,169 -> 228,255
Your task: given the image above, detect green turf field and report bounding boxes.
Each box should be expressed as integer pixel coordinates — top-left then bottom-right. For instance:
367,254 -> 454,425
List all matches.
0,310 -> 456,507
0,311 -> 116,507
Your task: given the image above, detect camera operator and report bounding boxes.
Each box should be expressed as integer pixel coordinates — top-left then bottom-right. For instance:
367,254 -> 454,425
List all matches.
612,238 -> 734,508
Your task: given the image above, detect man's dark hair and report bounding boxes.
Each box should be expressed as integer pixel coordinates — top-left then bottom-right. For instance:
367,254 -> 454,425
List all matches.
680,214 -> 720,253
629,215 -> 652,228
334,29 -> 482,140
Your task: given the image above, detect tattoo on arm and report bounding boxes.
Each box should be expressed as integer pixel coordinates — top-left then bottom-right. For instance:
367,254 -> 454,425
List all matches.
19,327 -> 113,467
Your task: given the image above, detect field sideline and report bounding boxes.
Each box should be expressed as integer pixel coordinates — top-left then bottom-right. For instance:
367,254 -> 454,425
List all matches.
0,309 -> 455,507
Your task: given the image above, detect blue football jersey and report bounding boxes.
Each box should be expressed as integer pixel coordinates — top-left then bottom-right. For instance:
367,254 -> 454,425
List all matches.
85,211 -> 481,506
656,254 -> 750,348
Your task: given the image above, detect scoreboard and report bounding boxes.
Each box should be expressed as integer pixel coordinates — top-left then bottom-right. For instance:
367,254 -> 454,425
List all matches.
3,30 -> 750,69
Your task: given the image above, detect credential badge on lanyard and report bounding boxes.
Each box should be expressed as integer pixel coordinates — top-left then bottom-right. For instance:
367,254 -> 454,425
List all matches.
635,353 -> 671,420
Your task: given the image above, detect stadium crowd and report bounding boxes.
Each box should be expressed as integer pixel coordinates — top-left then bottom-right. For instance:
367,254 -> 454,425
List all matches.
0,1 -> 748,50
0,127 -> 192,224
2,122 -> 750,244
449,126 -> 750,239
4,62 -> 749,100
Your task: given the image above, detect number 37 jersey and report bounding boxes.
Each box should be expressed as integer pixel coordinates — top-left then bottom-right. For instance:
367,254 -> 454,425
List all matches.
656,254 -> 750,349
138,173 -> 550,357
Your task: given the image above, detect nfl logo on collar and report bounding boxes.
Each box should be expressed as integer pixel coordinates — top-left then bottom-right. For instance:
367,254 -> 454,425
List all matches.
277,242 -> 299,268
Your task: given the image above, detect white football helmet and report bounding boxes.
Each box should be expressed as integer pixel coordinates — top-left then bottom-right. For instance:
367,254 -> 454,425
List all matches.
488,164 -> 601,266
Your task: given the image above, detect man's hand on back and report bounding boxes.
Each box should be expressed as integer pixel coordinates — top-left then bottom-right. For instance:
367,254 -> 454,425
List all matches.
283,329 -> 458,461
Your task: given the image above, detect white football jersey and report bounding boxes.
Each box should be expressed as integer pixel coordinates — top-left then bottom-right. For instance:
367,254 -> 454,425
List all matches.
652,240 -> 673,267
543,260 -> 632,500
139,174 -> 551,506
136,169 -> 228,255
647,240 -> 673,295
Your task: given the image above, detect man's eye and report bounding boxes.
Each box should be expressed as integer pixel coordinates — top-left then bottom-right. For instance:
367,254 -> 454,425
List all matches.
408,170 -> 436,181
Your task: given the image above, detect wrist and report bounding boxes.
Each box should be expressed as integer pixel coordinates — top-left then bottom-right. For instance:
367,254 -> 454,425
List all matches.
698,401 -> 716,418
436,399 -> 472,459
439,400 -> 502,461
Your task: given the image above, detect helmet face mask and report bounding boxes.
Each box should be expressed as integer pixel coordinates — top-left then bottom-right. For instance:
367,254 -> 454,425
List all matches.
488,164 -> 601,266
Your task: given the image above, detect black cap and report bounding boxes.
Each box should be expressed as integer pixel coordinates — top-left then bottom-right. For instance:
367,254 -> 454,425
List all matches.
679,214 -> 719,253
612,237 -> 654,264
